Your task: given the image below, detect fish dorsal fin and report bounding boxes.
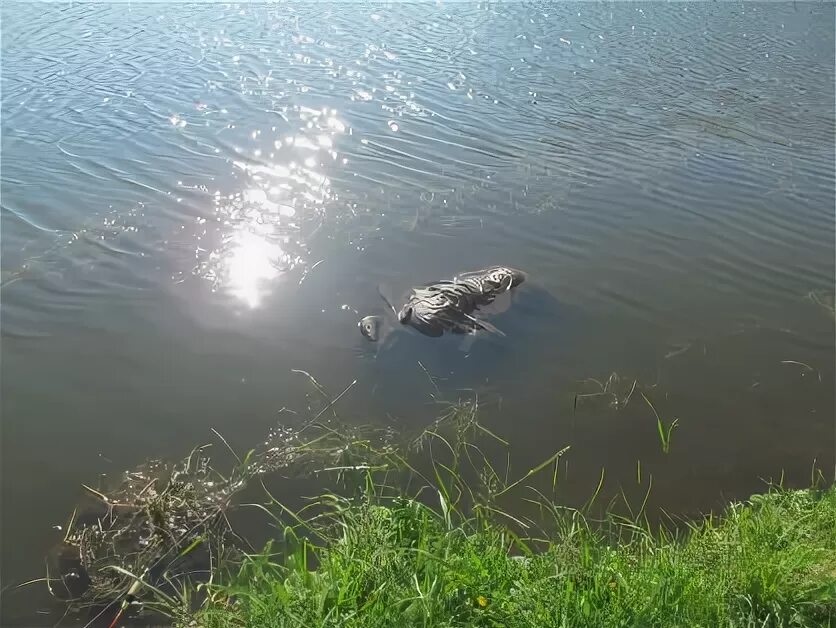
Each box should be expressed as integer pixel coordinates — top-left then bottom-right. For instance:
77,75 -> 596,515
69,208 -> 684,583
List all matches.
376,283 -> 398,318
454,268 -> 491,281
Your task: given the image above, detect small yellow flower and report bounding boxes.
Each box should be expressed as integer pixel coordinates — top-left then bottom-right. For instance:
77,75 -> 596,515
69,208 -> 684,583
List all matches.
476,595 -> 489,608
609,581 -> 617,589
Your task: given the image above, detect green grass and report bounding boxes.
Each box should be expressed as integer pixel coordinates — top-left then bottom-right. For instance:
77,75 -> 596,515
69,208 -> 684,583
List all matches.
187,486 -> 836,628
178,405 -> 836,628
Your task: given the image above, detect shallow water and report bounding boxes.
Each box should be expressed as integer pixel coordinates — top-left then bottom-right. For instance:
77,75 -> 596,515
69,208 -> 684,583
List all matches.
1,2 -> 834,624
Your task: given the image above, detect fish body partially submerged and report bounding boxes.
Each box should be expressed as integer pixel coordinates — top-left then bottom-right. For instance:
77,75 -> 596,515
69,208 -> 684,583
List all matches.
360,266 -> 526,342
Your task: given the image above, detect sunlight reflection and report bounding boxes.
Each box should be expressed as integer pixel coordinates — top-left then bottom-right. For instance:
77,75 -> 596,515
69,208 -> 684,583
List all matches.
225,228 -> 286,308
191,106 -> 346,308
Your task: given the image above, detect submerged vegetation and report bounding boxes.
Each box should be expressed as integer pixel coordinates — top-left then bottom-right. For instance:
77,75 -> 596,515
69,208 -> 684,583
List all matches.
42,392 -> 835,628
46,443 -> 255,626
572,371 -> 640,412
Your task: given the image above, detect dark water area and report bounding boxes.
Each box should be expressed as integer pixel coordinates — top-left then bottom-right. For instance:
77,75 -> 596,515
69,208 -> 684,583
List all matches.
2,2 -> 834,624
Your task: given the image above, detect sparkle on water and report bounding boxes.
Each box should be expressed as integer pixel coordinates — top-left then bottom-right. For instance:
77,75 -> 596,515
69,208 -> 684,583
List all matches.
225,228 -> 285,308
194,105 -> 345,307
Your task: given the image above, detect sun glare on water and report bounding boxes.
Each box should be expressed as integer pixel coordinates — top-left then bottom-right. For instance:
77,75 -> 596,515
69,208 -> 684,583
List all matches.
192,106 -> 346,309
225,228 -> 286,309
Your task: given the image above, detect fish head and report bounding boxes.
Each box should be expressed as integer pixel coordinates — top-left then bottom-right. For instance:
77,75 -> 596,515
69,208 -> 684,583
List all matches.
359,315 -> 383,341
503,267 -> 527,288
489,267 -> 527,291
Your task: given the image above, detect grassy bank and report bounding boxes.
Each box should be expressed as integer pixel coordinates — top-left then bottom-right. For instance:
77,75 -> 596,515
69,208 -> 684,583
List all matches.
187,486 -> 836,628
175,406 -> 835,628
47,399 -> 834,628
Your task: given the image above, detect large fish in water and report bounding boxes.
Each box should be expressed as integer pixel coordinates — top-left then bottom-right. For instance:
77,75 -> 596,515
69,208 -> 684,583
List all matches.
359,266 -> 526,342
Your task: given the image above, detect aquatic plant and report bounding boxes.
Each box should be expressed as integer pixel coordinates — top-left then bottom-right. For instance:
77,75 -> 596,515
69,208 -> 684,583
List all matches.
38,376 -> 834,628
47,444 -> 255,627
640,392 -> 679,455
186,405 -> 836,628
572,371 -> 642,412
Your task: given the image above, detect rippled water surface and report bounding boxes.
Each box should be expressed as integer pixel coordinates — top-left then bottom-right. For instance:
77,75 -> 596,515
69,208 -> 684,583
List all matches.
2,2 -> 834,624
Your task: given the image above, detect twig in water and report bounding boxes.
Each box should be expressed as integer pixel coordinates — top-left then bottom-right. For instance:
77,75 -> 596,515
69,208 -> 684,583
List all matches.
211,428 -> 242,465
307,379 -> 358,426
623,379 -> 637,407
664,343 -> 692,360
293,369 -> 348,421
297,259 -> 324,286
417,361 -> 441,398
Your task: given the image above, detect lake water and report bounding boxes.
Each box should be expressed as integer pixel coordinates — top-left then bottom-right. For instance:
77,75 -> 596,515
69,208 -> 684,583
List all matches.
1,2 -> 834,624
